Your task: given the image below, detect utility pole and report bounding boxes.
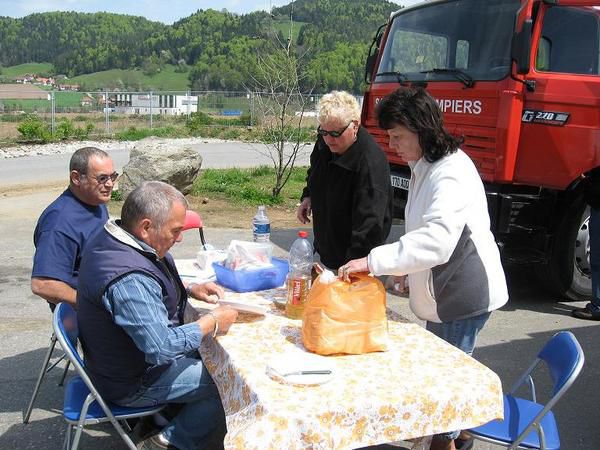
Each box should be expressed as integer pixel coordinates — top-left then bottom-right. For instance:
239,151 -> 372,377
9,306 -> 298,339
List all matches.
50,91 -> 56,136
149,91 -> 153,130
104,90 -> 109,135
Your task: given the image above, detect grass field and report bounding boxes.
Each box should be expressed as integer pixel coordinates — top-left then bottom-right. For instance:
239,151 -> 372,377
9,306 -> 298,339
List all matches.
1,63 -> 189,91
271,20 -> 306,44
0,63 -> 54,77
0,92 -> 85,110
69,65 -> 190,91
191,165 -> 308,207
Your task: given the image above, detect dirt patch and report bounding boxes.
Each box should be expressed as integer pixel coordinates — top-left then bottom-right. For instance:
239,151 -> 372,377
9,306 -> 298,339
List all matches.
1,180 -> 301,229
108,194 -> 302,230
1,181 -> 65,198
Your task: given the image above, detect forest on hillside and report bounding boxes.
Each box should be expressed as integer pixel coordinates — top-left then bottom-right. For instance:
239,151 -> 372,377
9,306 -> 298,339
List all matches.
0,0 -> 400,93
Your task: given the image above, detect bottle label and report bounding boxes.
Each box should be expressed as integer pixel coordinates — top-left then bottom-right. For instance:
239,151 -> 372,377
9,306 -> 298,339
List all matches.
287,276 -> 311,305
253,223 -> 270,242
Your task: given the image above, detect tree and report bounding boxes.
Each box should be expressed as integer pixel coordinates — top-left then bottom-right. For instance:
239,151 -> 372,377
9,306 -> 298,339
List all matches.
248,35 -> 314,198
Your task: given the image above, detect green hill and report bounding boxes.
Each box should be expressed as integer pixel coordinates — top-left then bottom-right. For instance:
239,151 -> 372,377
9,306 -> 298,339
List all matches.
1,63 -> 54,77
69,65 -> 190,91
0,1 -> 401,93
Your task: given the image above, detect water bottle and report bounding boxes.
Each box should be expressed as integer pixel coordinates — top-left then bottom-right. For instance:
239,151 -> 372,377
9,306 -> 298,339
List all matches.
252,205 -> 270,242
286,231 -> 313,319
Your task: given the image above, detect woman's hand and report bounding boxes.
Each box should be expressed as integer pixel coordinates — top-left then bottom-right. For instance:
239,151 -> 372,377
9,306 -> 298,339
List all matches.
339,257 -> 369,282
385,275 -> 409,295
297,197 -> 312,224
189,281 -> 225,303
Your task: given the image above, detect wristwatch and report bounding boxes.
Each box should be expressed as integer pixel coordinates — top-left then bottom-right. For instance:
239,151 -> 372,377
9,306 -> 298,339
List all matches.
185,282 -> 198,297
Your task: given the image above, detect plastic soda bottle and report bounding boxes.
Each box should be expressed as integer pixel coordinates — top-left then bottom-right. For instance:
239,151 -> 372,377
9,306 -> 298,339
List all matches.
252,205 -> 270,242
286,231 -> 313,319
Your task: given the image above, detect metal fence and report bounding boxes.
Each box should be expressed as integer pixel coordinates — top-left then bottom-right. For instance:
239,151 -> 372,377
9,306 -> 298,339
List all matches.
0,85 -> 330,144
0,89 -> 325,144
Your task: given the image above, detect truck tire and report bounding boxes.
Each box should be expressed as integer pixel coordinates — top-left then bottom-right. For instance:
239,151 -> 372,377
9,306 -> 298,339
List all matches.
535,199 -> 591,300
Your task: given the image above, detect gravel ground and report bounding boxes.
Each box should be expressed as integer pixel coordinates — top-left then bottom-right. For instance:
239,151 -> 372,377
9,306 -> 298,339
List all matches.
0,137 -> 240,159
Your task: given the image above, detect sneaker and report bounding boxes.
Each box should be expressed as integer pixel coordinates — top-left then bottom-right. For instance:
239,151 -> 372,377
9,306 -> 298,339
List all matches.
571,304 -> 600,321
136,433 -> 178,450
454,437 -> 474,450
133,416 -> 162,442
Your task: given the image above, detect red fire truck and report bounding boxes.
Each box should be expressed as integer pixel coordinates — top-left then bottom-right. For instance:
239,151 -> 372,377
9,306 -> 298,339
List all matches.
361,0 -> 599,299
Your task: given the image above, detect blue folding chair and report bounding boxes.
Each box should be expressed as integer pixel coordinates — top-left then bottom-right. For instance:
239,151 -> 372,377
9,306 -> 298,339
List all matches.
53,302 -> 164,450
23,329 -> 71,423
462,331 -> 584,450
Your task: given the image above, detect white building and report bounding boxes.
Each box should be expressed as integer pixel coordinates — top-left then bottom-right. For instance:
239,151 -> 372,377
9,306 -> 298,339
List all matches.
114,93 -> 198,115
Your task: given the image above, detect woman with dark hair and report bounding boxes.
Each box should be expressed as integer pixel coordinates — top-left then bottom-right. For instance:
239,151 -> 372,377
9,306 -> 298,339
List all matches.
341,88 -> 508,450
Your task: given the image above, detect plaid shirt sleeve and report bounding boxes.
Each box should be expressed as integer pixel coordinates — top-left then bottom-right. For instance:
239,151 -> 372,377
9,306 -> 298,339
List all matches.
102,272 -> 203,366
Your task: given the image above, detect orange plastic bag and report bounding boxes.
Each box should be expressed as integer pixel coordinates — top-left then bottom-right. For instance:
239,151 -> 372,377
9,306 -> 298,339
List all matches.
302,273 -> 388,355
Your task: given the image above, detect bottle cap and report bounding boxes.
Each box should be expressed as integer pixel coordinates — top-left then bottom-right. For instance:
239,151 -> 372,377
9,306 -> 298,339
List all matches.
298,231 -> 308,238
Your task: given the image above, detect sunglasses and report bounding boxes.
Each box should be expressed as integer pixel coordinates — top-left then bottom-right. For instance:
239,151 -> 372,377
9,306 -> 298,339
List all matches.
317,122 -> 352,138
83,172 -> 119,184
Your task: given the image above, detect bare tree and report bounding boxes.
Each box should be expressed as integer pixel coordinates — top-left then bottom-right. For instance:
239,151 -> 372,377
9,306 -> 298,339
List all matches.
248,31 -> 314,198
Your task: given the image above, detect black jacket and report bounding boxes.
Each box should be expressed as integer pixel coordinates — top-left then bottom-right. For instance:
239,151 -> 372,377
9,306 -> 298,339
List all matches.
301,126 -> 393,269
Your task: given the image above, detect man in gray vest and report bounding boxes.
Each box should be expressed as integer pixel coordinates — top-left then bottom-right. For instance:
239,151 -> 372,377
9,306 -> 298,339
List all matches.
77,181 -> 237,450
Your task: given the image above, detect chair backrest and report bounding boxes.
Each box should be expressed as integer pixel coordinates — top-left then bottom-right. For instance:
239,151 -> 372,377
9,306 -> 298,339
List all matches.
53,303 -> 84,367
182,210 -> 203,230
537,331 -> 585,396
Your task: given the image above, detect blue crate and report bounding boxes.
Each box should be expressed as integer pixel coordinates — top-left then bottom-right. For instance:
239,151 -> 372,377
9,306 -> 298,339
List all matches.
213,257 -> 289,292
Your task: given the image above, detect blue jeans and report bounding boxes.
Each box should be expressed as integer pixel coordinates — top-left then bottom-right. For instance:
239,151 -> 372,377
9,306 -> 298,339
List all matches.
426,312 -> 491,356
589,207 -> 600,312
426,311 -> 491,440
116,355 -> 226,450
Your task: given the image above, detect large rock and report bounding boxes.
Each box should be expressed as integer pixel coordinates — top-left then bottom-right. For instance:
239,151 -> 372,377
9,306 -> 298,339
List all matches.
118,137 -> 202,197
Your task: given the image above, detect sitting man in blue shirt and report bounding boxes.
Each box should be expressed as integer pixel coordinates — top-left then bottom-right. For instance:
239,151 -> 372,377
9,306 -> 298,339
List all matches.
77,181 -> 238,450
31,146 -> 116,308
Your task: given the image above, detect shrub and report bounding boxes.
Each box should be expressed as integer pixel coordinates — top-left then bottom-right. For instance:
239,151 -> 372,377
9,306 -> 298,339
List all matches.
74,123 -> 94,139
55,118 -> 75,140
115,125 -> 184,141
55,118 -> 94,140
186,111 -> 214,133
17,114 -> 52,143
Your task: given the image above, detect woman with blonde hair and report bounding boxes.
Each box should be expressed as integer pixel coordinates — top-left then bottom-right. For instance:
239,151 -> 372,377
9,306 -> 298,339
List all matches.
297,90 -> 393,270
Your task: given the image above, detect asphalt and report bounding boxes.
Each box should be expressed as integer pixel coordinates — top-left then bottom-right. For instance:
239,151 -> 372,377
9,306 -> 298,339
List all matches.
1,188 -> 599,449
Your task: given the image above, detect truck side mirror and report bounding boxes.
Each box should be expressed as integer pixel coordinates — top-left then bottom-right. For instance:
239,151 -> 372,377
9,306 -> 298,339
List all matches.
365,23 -> 387,84
512,19 -> 533,74
365,53 -> 378,84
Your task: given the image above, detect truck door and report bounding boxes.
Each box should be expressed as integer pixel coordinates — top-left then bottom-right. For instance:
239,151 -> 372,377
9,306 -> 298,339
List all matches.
515,0 -> 600,189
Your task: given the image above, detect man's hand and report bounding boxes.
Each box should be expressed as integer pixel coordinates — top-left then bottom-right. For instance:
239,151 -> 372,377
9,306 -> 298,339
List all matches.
198,305 -> 238,337
296,197 -> 312,224
188,281 -> 225,304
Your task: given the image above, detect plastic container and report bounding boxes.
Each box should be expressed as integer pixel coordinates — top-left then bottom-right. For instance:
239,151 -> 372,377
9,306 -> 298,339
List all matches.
252,205 -> 270,242
213,257 -> 288,292
286,231 -> 313,319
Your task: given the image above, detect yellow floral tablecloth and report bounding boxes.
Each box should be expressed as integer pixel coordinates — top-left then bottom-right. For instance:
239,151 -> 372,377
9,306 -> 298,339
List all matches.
186,288 -> 503,450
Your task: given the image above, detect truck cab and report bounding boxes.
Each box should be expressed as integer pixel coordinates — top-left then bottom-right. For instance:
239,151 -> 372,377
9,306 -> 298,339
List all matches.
362,0 -> 600,299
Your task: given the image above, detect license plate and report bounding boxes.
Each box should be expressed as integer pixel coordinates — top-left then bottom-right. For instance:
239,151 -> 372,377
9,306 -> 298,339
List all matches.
390,175 -> 410,191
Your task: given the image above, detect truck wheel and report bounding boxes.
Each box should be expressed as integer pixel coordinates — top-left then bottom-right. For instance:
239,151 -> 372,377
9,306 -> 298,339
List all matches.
535,201 -> 591,300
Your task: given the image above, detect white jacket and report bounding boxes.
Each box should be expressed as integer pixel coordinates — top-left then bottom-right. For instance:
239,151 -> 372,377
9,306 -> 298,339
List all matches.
369,150 -> 508,323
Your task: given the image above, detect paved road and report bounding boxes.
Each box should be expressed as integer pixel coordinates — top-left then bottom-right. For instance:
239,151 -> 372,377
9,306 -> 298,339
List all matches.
0,140 -> 311,188
0,144 -> 598,449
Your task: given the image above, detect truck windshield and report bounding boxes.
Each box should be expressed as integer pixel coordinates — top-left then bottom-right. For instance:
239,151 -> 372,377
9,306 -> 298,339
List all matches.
375,0 -> 520,83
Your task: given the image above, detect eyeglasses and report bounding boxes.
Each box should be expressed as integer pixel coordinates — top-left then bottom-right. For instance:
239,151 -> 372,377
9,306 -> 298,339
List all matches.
317,122 -> 352,138
83,172 -> 119,184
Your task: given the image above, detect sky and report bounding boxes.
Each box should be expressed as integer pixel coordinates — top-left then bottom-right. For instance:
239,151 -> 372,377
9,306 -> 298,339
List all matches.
0,0 -> 422,24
